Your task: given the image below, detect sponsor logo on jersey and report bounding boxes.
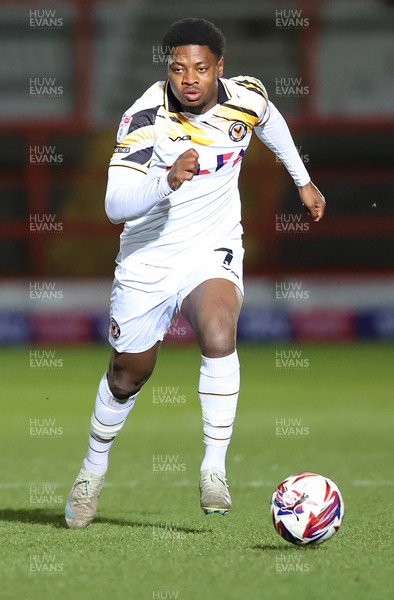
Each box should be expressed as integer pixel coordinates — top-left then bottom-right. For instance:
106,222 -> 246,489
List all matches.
110,317 -> 121,339
229,121 -> 247,142
169,135 -> 192,142
113,147 -> 130,153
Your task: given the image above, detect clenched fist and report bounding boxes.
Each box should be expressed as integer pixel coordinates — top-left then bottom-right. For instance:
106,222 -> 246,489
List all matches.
298,181 -> 326,222
167,148 -> 199,191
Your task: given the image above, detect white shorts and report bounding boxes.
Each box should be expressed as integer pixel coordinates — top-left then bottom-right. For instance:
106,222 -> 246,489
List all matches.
108,240 -> 244,353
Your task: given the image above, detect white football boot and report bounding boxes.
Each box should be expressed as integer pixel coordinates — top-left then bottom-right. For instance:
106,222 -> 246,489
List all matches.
65,467 -> 105,529
200,468 -> 232,515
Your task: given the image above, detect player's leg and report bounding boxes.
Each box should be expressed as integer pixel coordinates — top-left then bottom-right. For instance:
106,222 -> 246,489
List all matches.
181,277 -> 242,356
181,278 -> 243,514
83,344 -> 161,476
65,344 -> 160,529
65,259 -> 176,528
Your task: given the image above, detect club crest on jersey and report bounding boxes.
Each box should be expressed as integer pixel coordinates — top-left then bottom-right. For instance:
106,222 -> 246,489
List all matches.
229,121 -> 247,142
110,317 -> 121,339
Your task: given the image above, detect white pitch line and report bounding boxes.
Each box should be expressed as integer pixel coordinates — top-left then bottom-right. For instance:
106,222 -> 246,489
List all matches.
0,481 -> 141,490
0,480 -> 393,491
352,480 -> 394,487
101,481 -> 140,488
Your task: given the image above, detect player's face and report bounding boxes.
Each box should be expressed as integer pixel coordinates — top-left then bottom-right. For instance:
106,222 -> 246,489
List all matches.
167,45 -> 224,114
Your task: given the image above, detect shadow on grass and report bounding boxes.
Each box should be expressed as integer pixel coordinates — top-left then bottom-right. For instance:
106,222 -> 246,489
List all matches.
251,544 -> 323,551
251,544 -> 295,552
0,508 -> 65,528
0,508 -> 210,534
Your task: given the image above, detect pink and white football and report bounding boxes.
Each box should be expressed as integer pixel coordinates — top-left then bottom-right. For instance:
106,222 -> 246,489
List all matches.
271,472 -> 344,545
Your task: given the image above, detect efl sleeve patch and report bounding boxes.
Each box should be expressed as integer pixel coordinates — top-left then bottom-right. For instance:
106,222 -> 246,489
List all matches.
110,106 -> 160,174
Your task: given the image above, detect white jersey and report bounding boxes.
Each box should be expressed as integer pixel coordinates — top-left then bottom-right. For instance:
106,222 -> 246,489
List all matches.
109,76 -> 271,268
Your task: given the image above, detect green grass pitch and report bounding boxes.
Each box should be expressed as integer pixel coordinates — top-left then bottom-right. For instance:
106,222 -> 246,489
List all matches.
0,342 -> 393,600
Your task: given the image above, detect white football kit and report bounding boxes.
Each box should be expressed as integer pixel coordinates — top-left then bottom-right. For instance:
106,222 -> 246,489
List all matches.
105,76 -> 310,352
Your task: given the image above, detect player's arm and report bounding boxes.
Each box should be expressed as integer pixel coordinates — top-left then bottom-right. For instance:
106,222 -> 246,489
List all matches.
254,101 -> 326,221
105,167 -> 171,224
105,149 -> 199,224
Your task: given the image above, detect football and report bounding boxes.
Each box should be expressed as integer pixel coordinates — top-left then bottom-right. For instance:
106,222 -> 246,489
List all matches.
271,472 -> 344,546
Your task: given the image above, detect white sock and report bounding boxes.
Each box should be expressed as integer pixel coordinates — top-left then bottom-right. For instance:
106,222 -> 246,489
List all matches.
199,351 -> 240,474
83,373 -> 138,476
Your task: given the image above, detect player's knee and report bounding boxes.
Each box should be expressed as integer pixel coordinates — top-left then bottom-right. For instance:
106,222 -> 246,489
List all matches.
107,369 -> 151,402
198,317 -> 236,357
107,348 -> 158,401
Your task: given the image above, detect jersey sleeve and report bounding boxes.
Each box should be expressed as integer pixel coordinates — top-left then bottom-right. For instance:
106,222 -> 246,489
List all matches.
254,101 -> 310,187
230,75 -> 270,126
105,165 -> 172,224
109,82 -> 163,175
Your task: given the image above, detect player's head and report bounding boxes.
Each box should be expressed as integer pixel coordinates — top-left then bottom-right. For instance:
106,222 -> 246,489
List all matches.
162,18 -> 225,114
162,18 -> 225,59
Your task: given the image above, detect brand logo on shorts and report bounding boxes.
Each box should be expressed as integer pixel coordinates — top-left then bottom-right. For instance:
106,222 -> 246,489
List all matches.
215,247 -> 240,280
110,317 -> 121,339
229,121 -> 247,142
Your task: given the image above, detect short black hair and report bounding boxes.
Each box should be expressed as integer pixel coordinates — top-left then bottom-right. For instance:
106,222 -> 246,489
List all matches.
162,18 -> 225,59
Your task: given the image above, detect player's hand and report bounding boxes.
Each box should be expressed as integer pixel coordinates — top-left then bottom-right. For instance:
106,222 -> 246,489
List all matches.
298,181 -> 326,222
167,148 -> 199,191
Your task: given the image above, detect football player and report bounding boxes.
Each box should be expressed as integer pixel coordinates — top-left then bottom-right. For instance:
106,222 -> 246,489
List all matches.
65,18 -> 325,528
